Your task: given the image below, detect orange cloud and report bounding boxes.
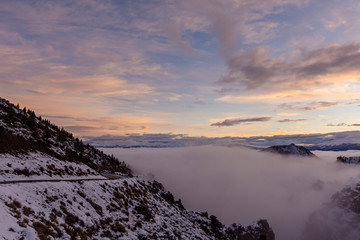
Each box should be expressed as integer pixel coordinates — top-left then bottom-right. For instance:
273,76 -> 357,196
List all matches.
141,126 -> 151,130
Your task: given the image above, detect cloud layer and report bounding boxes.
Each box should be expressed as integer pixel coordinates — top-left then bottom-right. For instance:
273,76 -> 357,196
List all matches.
104,146 -> 360,240
85,131 -> 360,149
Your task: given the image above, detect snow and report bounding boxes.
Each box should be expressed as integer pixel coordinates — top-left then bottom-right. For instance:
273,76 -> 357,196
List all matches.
0,202 -> 19,239
0,152 -> 103,182
0,178 -> 220,239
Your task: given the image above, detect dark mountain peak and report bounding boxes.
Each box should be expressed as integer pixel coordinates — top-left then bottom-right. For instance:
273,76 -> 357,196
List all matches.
262,143 -> 317,157
336,156 -> 360,164
0,97 -> 131,175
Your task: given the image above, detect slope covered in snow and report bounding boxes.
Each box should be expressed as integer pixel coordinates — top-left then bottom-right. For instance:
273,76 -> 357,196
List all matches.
0,97 -> 275,239
0,178 -> 275,240
0,152 -> 104,182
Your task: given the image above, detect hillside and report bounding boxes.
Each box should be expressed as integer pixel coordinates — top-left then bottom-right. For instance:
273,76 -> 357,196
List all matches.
0,98 -> 130,175
0,97 -> 274,240
261,143 -> 317,157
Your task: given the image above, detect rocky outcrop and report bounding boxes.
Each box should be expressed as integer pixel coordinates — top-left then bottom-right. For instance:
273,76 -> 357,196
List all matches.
227,219 -> 275,240
336,156 -> 360,164
261,143 -> 317,157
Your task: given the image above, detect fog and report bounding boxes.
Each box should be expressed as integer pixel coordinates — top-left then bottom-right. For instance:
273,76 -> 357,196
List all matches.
102,146 -> 360,240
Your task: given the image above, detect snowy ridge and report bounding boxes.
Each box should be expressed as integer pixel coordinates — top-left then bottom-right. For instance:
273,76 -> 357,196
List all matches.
0,97 -> 130,174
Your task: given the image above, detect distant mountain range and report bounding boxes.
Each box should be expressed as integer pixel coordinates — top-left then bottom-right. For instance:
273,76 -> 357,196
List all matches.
84,131 -> 360,151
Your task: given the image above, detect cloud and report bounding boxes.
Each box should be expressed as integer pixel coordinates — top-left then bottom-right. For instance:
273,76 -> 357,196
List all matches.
64,125 -> 100,133
105,146 -> 360,240
218,42 -> 360,92
210,117 -> 271,127
163,25 -> 192,54
180,0 -> 308,57
278,119 -> 307,123
326,123 -> 360,127
279,101 -> 337,111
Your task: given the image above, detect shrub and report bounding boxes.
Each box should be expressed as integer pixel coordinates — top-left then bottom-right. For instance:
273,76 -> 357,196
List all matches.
86,198 -> 103,216
22,206 -> 33,216
113,191 -> 124,200
33,221 -> 55,240
52,208 -> 62,217
111,222 -> 126,233
49,212 -> 57,222
65,212 -> 79,226
77,191 -> 86,198
13,168 -> 32,176
210,215 -> 224,238
60,204 -> 68,214
133,204 -> 152,221
0,126 -> 5,134
101,230 -> 113,238
6,200 -> 22,210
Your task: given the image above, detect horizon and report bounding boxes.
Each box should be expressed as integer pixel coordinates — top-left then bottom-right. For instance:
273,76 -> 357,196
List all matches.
1,0 -> 360,138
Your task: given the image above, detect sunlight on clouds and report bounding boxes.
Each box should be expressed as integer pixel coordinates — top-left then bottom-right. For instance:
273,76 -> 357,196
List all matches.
216,90 -> 318,103
216,77 -> 360,105
277,113 -> 300,117
1,0 -> 360,137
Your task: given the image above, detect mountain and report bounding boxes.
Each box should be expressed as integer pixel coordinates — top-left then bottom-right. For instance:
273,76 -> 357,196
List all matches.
261,143 -> 317,157
0,97 -> 274,240
84,131 -> 360,151
307,143 -> 360,151
336,156 -> 360,164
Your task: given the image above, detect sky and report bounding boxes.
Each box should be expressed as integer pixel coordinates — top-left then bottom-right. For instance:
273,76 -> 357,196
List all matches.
1,0 -> 360,138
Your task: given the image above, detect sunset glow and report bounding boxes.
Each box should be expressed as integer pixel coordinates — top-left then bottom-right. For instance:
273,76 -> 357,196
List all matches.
1,0 -> 360,138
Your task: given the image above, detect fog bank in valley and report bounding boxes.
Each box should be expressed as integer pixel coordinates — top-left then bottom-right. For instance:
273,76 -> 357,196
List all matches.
103,146 -> 360,240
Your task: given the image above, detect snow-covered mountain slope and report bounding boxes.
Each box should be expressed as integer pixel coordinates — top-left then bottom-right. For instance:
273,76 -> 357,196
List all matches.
0,152 -> 104,182
261,143 -> 317,157
0,178 -> 275,240
0,97 -> 275,239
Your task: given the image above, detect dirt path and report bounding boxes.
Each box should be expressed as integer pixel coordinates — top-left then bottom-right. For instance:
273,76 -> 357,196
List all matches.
0,173 -> 125,185
0,178 -> 109,185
